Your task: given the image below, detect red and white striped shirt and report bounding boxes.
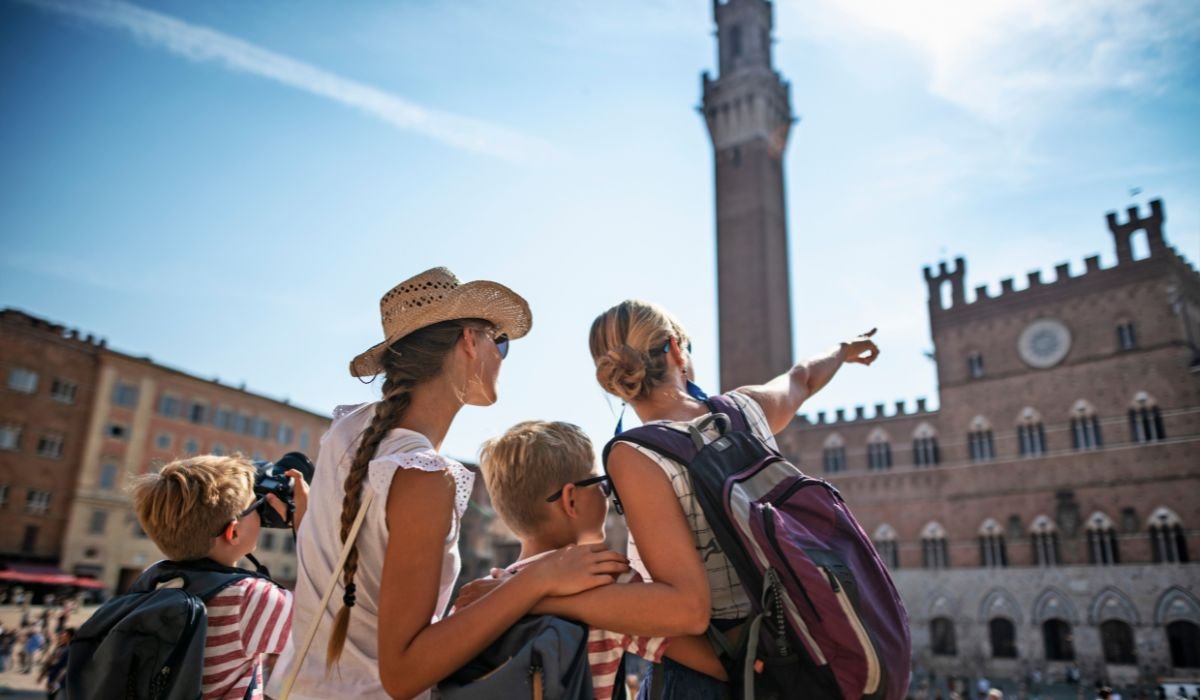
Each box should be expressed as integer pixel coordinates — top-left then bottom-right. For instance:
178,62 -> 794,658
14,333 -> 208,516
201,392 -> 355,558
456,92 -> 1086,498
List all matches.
506,558 -> 668,700
202,577 -> 293,699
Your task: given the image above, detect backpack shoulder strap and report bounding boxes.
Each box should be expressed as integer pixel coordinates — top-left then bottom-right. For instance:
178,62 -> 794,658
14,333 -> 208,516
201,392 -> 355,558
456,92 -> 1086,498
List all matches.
705,393 -> 750,433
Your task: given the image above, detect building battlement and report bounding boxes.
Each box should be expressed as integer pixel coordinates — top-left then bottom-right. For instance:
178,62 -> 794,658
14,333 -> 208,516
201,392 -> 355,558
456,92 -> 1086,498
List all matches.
796,397 -> 935,426
923,199 -> 1198,318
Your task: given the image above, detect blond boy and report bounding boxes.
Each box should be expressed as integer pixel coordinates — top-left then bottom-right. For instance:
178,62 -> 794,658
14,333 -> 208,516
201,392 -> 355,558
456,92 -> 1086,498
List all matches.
131,455 -> 308,700
480,421 -> 725,700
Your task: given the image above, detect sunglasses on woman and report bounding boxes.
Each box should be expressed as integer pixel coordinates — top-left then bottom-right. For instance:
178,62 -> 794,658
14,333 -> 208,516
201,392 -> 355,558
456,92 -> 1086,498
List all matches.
544,474 -> 612,503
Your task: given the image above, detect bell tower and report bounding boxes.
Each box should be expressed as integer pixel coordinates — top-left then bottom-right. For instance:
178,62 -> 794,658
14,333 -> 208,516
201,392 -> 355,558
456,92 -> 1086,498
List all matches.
702,0 -> 795,391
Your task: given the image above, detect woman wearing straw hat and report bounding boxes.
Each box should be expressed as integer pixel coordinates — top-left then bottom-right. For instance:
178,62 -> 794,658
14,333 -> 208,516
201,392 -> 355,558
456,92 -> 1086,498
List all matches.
533,299 -> 879,698
268,268 -> 627,700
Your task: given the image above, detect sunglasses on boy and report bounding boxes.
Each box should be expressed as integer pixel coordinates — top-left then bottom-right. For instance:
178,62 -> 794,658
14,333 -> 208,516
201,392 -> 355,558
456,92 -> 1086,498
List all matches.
544,474 -> 612,503
215,495 -> 267,539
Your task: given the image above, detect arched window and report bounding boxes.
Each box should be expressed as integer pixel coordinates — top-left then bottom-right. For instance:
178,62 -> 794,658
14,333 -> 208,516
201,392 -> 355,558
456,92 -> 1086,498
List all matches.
1017,407 -> 1047,457
1148,507 -> 1189,564
913,423 -> 940,467
1043,619 -> 1075,661
1129,392 -> 1166,443
968,416 -> 995,462
822,434 -> 846,474
922,522 -> 949,570
990,618 -> 1017,658
1087,512 -> 1120,565
1167,621 -> 1200,668
931,617 -> 957,656
1070,400 -> 1103,450
873,523 -> 899,569
978,519 -> 1008,568
1100,620 -> 1137,664
1030,515 -> 1060,567
867,429 -> 893,470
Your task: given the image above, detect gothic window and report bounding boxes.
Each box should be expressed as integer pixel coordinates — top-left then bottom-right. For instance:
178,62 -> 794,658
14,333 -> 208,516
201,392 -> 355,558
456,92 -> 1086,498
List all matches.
867,429 -> 892,470
1117,321 -> 1137,351
1148,508 -> 1189,564
1030,516 -> 1060,567
990,618 -> 1018,658
1043,619 -> 1076,661
1100,620 -> 1137,665
967,351 -> 985,379
822,434 -> 846,473
922,522 -> 949,570
1017,407 -> 1047,456
978,519 -> 1008,568
967,416 -> 995,462
1167,621 -> 1200,668
873,524 -> 899,569
931,618 -> 957,656
1086,512 -> 1120,565
1070,400 -> 1103,450
1129,392 -> 1166,443
913,423 -> 940,467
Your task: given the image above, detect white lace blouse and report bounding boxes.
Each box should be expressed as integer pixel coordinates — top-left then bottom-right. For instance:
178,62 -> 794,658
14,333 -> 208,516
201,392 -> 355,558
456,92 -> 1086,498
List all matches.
267,403 -> 474,700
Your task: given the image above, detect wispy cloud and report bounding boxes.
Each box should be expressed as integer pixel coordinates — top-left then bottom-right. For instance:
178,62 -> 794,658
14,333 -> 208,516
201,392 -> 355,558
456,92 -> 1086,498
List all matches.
789,0 -> 1200,127
19,0 -> 554,163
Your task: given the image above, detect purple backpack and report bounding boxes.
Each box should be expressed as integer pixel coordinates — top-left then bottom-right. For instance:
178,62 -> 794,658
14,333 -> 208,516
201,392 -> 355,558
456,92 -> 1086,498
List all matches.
603,394 -> 911,700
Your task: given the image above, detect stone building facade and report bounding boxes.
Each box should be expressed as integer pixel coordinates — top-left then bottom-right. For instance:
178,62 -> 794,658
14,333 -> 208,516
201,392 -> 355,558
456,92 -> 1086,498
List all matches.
0,310 -> 104,564
775,201 -> 1200,684
0,308 -> 329,594
59,347 -> 330,593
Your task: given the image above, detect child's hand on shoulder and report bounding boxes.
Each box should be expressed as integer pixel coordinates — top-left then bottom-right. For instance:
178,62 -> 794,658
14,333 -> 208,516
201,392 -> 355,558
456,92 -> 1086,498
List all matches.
524,544 -> 628,598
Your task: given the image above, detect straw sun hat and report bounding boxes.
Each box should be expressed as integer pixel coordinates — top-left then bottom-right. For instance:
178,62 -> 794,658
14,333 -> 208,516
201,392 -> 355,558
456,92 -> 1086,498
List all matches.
349,267 -> 532,378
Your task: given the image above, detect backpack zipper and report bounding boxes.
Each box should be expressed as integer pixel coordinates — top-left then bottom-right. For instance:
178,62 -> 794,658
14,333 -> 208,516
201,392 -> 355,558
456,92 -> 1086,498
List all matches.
821,566 -> 881,696
760,505 -> 826,664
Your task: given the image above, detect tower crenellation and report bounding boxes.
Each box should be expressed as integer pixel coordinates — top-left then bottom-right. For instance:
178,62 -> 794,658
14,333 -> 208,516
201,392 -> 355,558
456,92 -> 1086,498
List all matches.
925,200 -> 1197,327
1107,198 -> 1166,264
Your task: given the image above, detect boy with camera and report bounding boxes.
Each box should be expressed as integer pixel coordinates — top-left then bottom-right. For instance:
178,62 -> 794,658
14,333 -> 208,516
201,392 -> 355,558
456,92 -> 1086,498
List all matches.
130,454 -> 309,699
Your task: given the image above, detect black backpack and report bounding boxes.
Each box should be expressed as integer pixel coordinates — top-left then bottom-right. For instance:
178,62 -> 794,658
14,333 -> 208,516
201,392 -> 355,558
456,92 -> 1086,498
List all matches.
66,559 -> 269,700
438,615 -> 604,700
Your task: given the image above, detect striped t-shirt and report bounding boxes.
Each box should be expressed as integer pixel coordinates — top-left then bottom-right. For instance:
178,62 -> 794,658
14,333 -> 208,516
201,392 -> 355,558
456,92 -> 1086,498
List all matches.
506,558 -> 668,699
202,577 -> 293,699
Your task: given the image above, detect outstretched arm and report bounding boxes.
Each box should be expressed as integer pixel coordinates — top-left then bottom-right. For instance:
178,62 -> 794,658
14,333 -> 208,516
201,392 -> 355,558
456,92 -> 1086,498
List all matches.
738,330 -> 880,435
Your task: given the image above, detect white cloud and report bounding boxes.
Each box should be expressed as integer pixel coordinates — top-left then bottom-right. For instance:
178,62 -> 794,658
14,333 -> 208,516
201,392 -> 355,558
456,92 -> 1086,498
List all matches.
791,0 -> 1200,127
20,0 -> 555,163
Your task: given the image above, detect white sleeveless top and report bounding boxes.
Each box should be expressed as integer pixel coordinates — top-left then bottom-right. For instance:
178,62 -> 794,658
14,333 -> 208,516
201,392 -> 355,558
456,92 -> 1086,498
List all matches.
267,403 -> 474,700
620,391 -> 776,620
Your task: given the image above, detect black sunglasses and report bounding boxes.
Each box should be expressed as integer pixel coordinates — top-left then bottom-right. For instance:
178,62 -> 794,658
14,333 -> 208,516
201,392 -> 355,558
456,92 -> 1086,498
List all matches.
545,474 -> 612,503
214,495 -> 267,537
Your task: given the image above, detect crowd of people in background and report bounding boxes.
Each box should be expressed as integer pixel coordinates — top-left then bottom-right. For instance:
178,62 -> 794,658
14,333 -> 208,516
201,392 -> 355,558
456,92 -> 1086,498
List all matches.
0,599 -> 78,696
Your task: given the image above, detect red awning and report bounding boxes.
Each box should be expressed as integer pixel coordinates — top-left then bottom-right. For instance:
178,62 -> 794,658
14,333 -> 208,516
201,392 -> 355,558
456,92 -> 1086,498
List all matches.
0,567 -> 106,588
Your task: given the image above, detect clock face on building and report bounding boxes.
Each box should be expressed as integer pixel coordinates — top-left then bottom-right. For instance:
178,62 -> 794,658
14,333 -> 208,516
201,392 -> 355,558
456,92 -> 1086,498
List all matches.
1018,319 -> 1072,368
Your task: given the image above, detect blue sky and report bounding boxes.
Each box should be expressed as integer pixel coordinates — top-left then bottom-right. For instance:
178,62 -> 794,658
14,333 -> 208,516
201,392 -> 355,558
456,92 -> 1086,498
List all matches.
2,0 -> 1198,462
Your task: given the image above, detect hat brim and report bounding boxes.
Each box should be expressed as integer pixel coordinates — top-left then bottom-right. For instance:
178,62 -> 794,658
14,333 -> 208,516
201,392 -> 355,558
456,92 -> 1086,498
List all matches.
349,280 -> 532,378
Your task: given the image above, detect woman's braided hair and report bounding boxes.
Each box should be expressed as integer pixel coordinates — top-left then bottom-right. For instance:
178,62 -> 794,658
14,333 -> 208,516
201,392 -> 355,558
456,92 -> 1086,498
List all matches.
325,317 -> 488,671
588,300 -> 690,402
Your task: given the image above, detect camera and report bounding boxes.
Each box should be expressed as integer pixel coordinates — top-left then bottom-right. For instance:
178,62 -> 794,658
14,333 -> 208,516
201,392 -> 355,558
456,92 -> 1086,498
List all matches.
251,452 -> 315,529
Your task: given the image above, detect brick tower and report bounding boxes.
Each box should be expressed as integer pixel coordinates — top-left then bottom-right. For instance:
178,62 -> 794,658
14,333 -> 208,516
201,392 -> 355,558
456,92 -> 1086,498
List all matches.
702,0 -> 795,391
